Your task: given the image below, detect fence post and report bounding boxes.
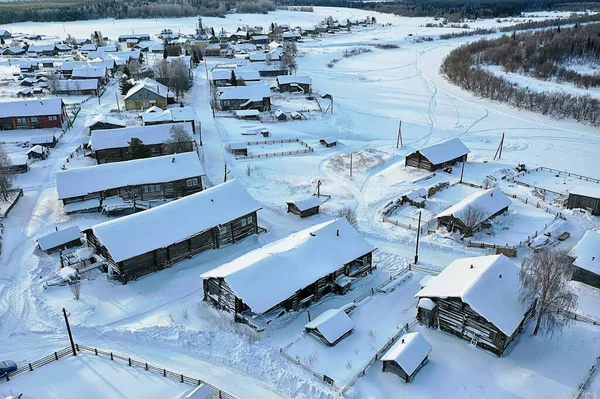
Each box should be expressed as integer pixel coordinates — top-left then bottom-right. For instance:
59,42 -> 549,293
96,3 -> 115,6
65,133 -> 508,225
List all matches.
145,363 -> 148,371
55,352 -> 58,360
181,374 -> 184,383
110,352 -> 113,360
128,358 -> 132,366
164,369 -> 167,377
75,344 -> 79,352
29,363 -> 33,371
94,348 -> 98,355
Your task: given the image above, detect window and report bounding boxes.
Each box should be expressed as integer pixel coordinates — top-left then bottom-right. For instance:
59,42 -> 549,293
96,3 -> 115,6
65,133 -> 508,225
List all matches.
186,179 -> 193,187
192,178 -> 198,186
16,117 -> 27,124
241,219 -> 247,227
218,225 -> 227,234
154,185 -> 161,192
48,115 -> 57,121
144,186 -> 149,193
164,183 -> 173,189
151,147 -> 157,153
247,215 -> 253,224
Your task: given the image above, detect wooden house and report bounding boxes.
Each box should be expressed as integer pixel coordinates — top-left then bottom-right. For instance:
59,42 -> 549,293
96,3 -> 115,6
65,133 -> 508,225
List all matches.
568,230 -> 600,288
27,44 -> 58,56
277,75 -> 311,93
282,32 -> 302,42
90,123 -> 194,164
319,138 -> 337,147
287,196 -> 327,218
204,43 -> 222,57
83,180 -> 262,283
229,142 -> 248,157
124,78 -> 175,110
3,47 -> 25,56
5,154 -> 28,174
381,332 -> 432,383
55,79 -> 99,96
26,145 -> 48,160
567,186 -> 600,216
201,218 -> 374,318
217,84 -> 271,111
84,114 -> 126,133
305,308 -> 354,346
56,153 -> 205,213
405,138 -> 470,171
0,29 -> 11,39
415,254 -> 535,356
36,226 -> 82,253
141,107 -> 196,133
118,34 -> 151,42
71,67 -> 107,85
0,98 -> 67,130
436,188 -> 511,236
251,35 -> 269,46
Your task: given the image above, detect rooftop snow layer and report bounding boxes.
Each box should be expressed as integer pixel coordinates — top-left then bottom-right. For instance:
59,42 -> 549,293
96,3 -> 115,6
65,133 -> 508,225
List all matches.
277,75 -> 311,85
218,84 -> 271,101
381,332 -> 432,375
568,230 -> 600,275
55,79 -> 98,91
410,137 -> 470,165
142,107 -> 196,124
55,153 -> 204,199
37,226 -> 81,251
90,123 -> 192,150
71,67 -> 106,78
570,185 -> 600,199
435,187 -> 512,226
84,114 -> 126,128
416,254 -> 527,336
201,218 -> 374,314
0,98 -> 63,118
305,308 -> 355,344
88,180 -> 261,263
287,196 -> 326,211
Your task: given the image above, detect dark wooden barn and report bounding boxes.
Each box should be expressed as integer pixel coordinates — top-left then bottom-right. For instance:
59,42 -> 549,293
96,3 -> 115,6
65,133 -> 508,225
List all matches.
286,196 -> 327,218
83,180 -> 262,284
405,138 -> 470,171
567,186 -> 600,216
381,332 -> 432,383
201,218 -> 375,318
276,75 -> 312,93
85,114 -> 126,134
568,230 -> 600,289
304,308 -> 355,346
416,255 -> 535,357
36,226 -> 82,253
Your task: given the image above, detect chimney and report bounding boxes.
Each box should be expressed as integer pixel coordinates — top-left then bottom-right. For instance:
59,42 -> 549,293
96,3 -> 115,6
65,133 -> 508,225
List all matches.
499,274 -> 502,279
470,264 -> 474,269
490,192 -> 494,197
171,157 -> 175,163
336,229 -> 339,237
401,339 -> 405,344
55,226 -> 58,231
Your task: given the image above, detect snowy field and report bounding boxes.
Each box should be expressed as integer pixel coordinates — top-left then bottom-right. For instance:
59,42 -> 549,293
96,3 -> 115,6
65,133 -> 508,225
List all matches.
0,6 -> 600,399
514,168 -> 600,196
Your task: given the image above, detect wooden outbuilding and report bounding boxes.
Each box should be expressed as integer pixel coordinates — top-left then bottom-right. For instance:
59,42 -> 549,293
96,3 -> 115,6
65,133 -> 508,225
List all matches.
229,142 -> 248,157
84,114 -> 126,133
305,308 -> 355,346
286,196 -> 327,218
405,138 -> 470,171
276,75 -> 311,93
415,254 -> 535,356
319,138 -> 337,147
201,218 -> 374,317
54,79 -> 99,96
217,84 -> 271,111
381,332 -> 432,383
26,145 -> 47,160
83,180 -> 262,283
568,230 -> 600,288
567,186 -> 600,216
36,226 -> 82,253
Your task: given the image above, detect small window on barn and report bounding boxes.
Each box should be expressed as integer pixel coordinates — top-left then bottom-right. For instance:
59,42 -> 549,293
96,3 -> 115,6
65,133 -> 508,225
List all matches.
155,185 -> 161,192
186,179 -> 193,187
363,256 -> 369,264
218,225 -> 227,235
247,215 -> 253,224
144,186 -> 149,193
192,178 -> 198,186
241,218 -> 247,227
151,147 -> 157,153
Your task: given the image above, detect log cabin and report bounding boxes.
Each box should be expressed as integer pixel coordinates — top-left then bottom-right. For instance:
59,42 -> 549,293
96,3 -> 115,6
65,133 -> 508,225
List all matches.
90,123 -> 194,164
84,114 -> 126,133
436,188 -> 511,236
124,78 -> 175,111
415,255 -> 535,356
55,153 -> 205,213
286,196 -> 327,218
276,75 -> 312,93
567,186 -> 600,216
304,308 -> 355,346
54,79 -> 99,96
568,230 -> 600,288
83,180 -> 262,283
217,84 -> 271,111
405,138 -> 470,171
0,98 -> 67,131
201,218 -> 375,318
381,332 -> 432,383
36,226 -> 82,253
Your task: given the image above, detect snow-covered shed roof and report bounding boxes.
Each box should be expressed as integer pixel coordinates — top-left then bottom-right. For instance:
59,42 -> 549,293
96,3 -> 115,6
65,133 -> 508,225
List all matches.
90,123 -> 192,150
305,308 -> 355,344
59,61 -> 93,71
210,69 -> 234,81
252,35 -> 269,41
277,75 -> 310,85
185,384 -> 212,399
570,185 -> 600,199
237,70 -> 260,81
381,332 -> 432,376
80,43 -> 98,51
88,180 -> 261,263
201,218 -> 374,314
568,230 -> 600,275
248,52 -> 267,62
403,187 -> 427,202
218,84 -> 271,101
26,145 -> 45,155
124,78 -> 174,100
28,44 -> 56,53
71,66 -> 106,78
55,153 -> 204,199
416,254 -> 527,336
410,138 -> 470,165
37,226 -> 81,251
0,98 -> 63,118
435,187 -> 512,226
84,114 -> 126,128
9,154 -> 27,166
142,107 -> 196,124
55,79 -> 98,91
234,110 -> 260,118
287,196 -> 326,211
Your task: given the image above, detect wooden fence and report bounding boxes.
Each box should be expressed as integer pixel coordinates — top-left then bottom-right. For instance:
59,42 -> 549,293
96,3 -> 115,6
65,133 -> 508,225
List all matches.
382,215 -> 429,234
236,138 -> 314,160
575,355 -> 600,399
0,347 -> 73,383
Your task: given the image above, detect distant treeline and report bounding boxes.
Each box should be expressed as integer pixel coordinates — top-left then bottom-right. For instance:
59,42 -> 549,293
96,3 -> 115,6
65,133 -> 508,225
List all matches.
441,24 -> 600,126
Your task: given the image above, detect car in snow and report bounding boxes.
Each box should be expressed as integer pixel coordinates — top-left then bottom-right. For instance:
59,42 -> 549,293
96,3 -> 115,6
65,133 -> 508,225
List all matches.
0,360 -> 17,376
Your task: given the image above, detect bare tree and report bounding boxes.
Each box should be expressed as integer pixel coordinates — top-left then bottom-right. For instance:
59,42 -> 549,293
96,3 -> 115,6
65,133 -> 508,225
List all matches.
0,145 -> 14,201
460,204 -> 487,236
282,42 -> 298,74
519,249 -> 578,336
127,60 -> 144,80
168,58 -> 190,101
481,177 -> 498,189
153,59 -> 170,85
336,207 -> 357,228
165,124 -> 192,153
70,279 -> 82,300
46,73 -> 60,95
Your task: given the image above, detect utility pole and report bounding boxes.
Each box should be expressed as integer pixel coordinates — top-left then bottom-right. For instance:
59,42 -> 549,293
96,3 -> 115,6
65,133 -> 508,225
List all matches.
331,95 -> 334,114
494,132 -> 505,160
414,211 -> 422,264
317,180 -> 322,198
62,308 -> 77,356
224,164 -> 230,182
115,93 -> 121,114
349,153 -> 353,178
396,120 -> 403,149
460,160 -> 465,183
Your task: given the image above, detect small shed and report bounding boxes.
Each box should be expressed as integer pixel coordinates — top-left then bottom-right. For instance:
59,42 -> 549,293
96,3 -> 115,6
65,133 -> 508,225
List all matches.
381,332 -> 432,383
287,196 -> 327,218
405,138 -> 470,171
305,308 -> 355,346
275,109 -> 287,121
568,230 -> 600,288
30,134 -> 57,148
6,154 -> 28,174
229,142 -> 248,157
234,109 -> 260,120
567,186 -> 600,216
85,114 -> 126,133
26,145 -> 47,160
290,111 -> 302,120
402,188 -> 427,208
184,384 -> 213,399
319,138 -> 337,147
36,226 -> 82,253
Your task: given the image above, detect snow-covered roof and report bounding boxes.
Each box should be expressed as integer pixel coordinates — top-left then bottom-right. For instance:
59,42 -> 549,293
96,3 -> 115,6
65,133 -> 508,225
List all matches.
218,84 -> 271,101
90,123 -> 192,151
80,43 -> 98,51
0,98 -> 62,118
287,196 -> 326,211
210,69 -> 234,81
71,67 -> 106,78
65,198 -> 100,213
201,218 -> 374,314
28,44 -> 56,53
283,32 -> 302,38
185,384 -> 212,399
277,75 -> 310,85
125,78 -> 173,100
381,332 -> 432,375
37,226 -> 81,251
410,138 -> 470,165
229,142 -> 247,150
305,308 -> 355,344
418,298 -> 436,310
237,70 -> 260,81
436,187 -> 512,226
403,187 -> 427,202
416,254 -> 527,336
419,275 -> 434,288
9,154 -> 27,166
55,153 -> 204,199
88,180 -> 261,262
234,110 -> 260,117
570,185 -> 600,199
84,114 -> 126,128
59,61 -> 93,71
252,35 -> 269,41
142,107 -> 196,124
248,52 -> 267,61
26,145 -> 45,155
568,230 -> 600,275
55,79 -> 98,91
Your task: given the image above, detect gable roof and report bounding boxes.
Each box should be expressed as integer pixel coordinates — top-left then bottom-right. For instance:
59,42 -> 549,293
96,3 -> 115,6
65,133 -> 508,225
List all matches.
124,78 -> 174,101
570,185 -> 600,200
0,98 -> 63,118
201,218 -> 374,314
287,196 -> 326,212
37,226 -> 81,251
305,308 -> 355,344
87,180 -> 261,263
84,114 -> 126,128
381,332 -> 432,375
142,107 -> 196,124
55,152 -> 204,200
277,75 -> 310,85
71,67 -> 106,78
568,230 -> 600,275
218,84 -> 271,101
416,254 -> 527,336
90,123 -> 192,151
436,187 -> 512,226
55,79 -> 98,91
410,138 -> 470,165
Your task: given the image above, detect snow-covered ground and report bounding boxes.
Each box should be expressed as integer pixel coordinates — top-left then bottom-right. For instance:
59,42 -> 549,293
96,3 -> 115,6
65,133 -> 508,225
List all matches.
1,7 -> 600,399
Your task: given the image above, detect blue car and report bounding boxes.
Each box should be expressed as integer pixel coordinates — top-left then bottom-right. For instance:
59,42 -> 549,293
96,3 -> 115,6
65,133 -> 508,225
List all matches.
0,360 -> 17,376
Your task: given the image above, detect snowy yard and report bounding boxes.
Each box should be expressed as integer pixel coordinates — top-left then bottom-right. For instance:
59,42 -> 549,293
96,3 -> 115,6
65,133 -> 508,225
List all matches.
513,168 -> 600,198
243,139 -> 311,158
